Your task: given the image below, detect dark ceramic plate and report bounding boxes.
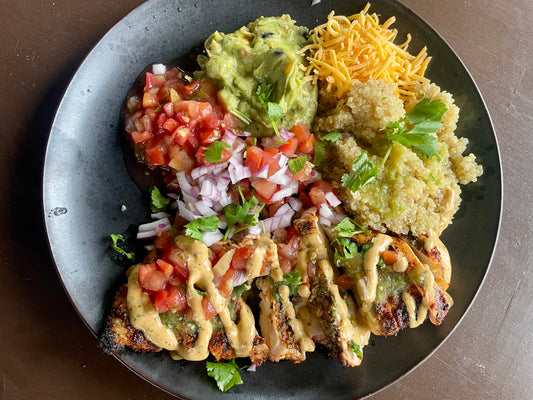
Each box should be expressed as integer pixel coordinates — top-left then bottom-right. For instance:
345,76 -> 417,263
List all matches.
42,0 -> 502,398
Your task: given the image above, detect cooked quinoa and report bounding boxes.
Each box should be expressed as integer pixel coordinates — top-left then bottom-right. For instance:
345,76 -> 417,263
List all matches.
314,79 -> 483,236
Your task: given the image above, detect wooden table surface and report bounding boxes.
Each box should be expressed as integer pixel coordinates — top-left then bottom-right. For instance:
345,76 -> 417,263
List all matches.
1,0 -> 531,399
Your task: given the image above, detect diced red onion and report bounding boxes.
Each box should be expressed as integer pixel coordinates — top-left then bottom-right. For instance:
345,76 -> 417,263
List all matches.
247,364 -> 257,372
202,230 -> 224,247
152,63 -> 166,75
233,269 -> 247,287
138,217 -> 171,232
268,166 -> 291,185
289,197 -> 303,212
216,176 -> 231,191
254,163 -> 269,179
261,207 -> 295,232
276,153 -> 289,169
151,212 -> 170,219
278,128 -> 294,141
325,191 -> 342,207
269,187 -> 295,203
311,0 -> 321,5
228,163 -> 251,184
247,224 -> 262,235
193,200 -> 217,217
221,130 -> 237,146
177,200 -> 199,222
176,171 -> 193,193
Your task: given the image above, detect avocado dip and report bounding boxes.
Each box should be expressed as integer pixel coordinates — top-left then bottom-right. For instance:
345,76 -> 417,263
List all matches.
197,15 -> 317,136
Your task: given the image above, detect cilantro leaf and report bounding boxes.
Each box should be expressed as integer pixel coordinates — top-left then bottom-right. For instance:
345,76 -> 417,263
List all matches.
341,151 -> 378,192
202,141 -> 231,164
256,82 -> 284,138
383,97 -> 447,160
149,186 -> 171,213
320,130 -> 343,143
184,215 -> 219,241
223,187 -> 264,240
110,234 -> 135,260
313,131 -> 342,166
333,217 -> 370,237
288,156 -> 307,174
206,360 -> 244,392
274,269 -> 302,301
350,340 -> 363,359
333,237 -> 359,264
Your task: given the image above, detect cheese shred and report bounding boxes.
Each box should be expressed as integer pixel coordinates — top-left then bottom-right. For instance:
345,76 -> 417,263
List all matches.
300,3 -> 431,100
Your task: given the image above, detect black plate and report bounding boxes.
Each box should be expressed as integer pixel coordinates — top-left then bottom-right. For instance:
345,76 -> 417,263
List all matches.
42,0 -> 502,398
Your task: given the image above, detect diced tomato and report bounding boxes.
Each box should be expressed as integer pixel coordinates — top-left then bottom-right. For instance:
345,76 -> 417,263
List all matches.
251,179 -> 278,201
312,179 -> 335,194
231,246 -> 255,270
162,117 -> 179,132
153,290 -> 169,313
131,130 -> 152,144
172,126 -> 191,146
215,267 -> 237,298
153,286 -> 187,313
286,226 -> 299,242
138,264 -> 166,291
163,102 -> 174,117
143,92 -> 159,108
156,259 -> 174,278
299,191 -> 314,207
261,148 -> 282,176
165,285 -> 187,312
145,144 -> 168,166
245,146 -> 263,173
202,296 -> 218,320
292,160 -> 312,181
199,129 -> 221,145
290,124 -> 310,142
299,134 -> 315,154
144,72 -> 155,91
154,230 -> 176,250
336,274 -> 354,291
309,186 -> 327,206
278,138 -> 298,156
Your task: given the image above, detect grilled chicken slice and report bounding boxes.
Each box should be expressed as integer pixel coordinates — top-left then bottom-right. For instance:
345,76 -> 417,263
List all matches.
256,276 -> 314,363
98,284 -> 162,354
293,208 -> 370,366
331,231 -> 453,336
400,233 -> 452,290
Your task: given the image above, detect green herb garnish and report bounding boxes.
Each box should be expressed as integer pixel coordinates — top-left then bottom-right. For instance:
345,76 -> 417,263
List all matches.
110,234 -> 135,260
229,108 -> 252,125
149,186 -> 171,213
273,269 -> 302,301
223,186 -> 265,240
256,82 -> 283,138
202,141 -> 232,163
350,340 -> 363,359
382,97 -> 447,160
184,215 -> 219,241
333,237 -> 359,264
333,217 -> 370,237
288,156 -> 307,174
313,130 -> 343,166
206,360 -> 244,392
341,151 -> 378,192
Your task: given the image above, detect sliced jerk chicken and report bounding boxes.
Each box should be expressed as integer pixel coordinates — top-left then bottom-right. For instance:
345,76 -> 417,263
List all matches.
292,208 -> 370,366
329,230 -> 453,336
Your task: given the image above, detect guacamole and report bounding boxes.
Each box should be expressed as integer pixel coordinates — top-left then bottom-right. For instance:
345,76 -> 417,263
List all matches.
197,15 -> 317,136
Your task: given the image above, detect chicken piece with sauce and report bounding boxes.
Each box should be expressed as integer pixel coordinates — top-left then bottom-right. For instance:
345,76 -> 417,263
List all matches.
329,230 -> 453,336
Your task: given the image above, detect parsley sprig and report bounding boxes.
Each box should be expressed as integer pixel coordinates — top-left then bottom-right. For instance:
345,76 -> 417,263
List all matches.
333,217 -> 370,237
202,141 -> 231,163
184,215 -> 219,241
206,360 -> 244,392
382,97 -> 447,160
341,151 -> 378,192
149,186 -> 171,213
110,234 -> 135,260
256,82 -> 283,138
222,186 -> 265,240
273,269 -> 302,301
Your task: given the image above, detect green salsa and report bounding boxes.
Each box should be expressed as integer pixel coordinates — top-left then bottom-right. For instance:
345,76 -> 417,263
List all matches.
197,15 -> 317,136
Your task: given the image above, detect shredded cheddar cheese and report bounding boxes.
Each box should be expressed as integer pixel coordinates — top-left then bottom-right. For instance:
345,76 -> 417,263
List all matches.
300,3 -> 431,100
